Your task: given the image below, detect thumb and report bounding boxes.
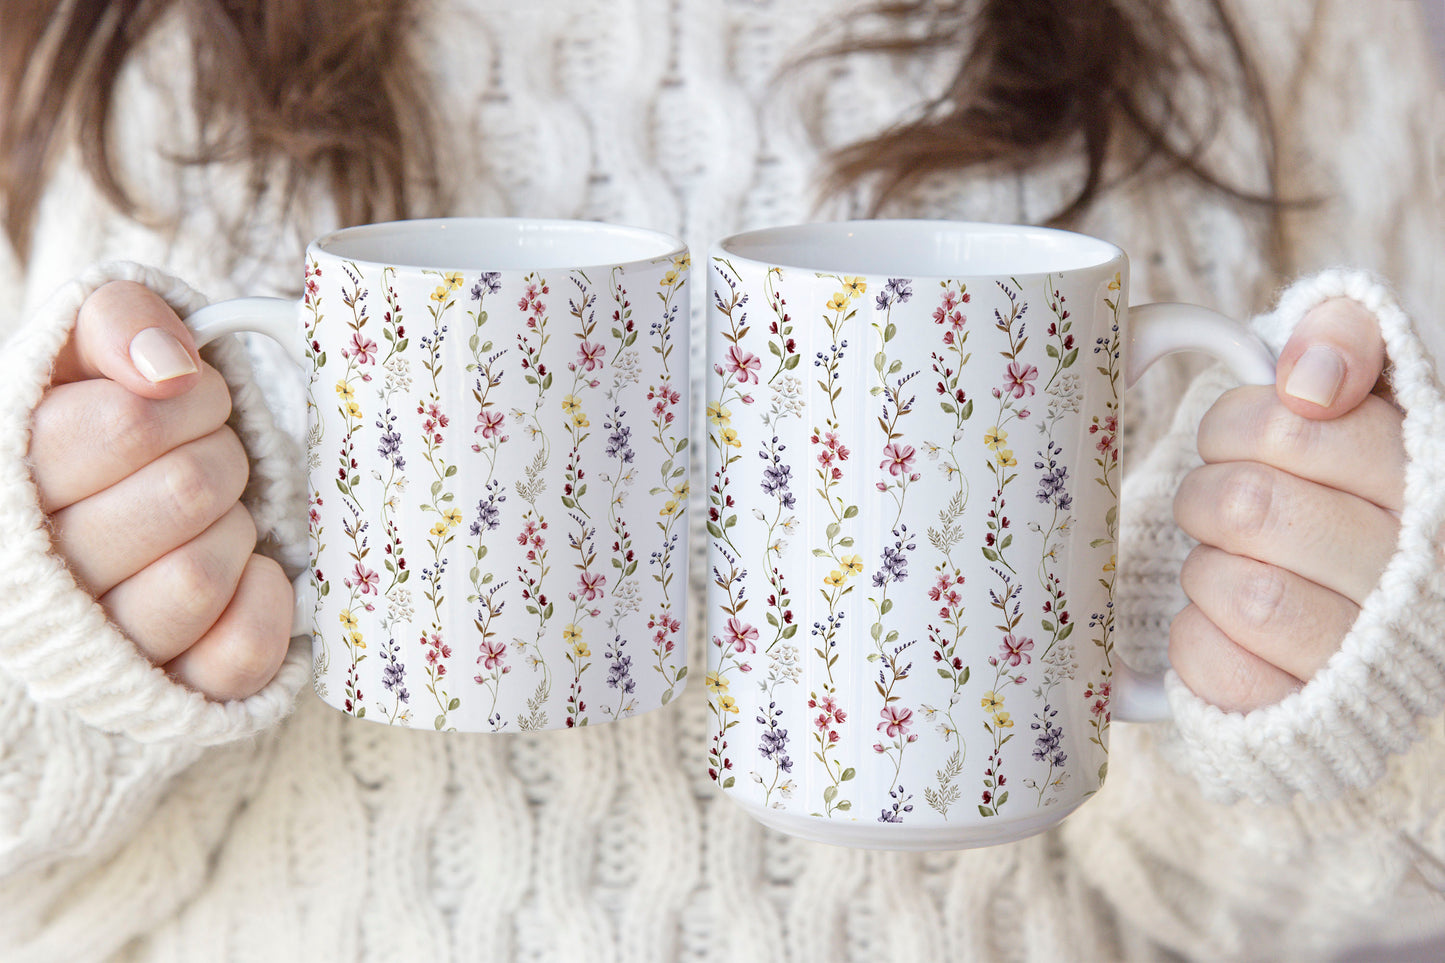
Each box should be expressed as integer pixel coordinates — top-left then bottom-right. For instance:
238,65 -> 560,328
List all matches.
51,280 -> 202,399
1276,296 -> 1387,421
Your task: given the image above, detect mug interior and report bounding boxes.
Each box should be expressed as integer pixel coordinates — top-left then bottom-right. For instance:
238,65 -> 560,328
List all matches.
314,217 -> 684,271
717,220 -> 1122,276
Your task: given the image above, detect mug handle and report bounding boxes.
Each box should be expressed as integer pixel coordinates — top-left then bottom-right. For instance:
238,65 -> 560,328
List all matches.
1111,302 -> 1278,722
182,296 -> 316,638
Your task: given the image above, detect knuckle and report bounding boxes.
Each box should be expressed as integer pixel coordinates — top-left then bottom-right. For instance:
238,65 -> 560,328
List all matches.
163,449 -> 221,525
99,390 -> 164,465
219,558 -> 291,695
162,545 -> 228,622
1256,402 -> 1315,463
1234,563 -> 1289,634
1217,464 -> 1276,542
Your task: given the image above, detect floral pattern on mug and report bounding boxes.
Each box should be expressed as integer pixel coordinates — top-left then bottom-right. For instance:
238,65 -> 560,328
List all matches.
708,255 -> 1121,833
309,247 -> 689,731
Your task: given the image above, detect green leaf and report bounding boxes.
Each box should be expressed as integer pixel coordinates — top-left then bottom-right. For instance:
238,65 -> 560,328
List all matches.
824,784 -> 838,803
1046,343 -> 1059,359
835,800 -> 852,811
1063,347 -> 1078,368
981,547 -> 999,562
722,776 -> 735,789
448,697 -> 461,710
445,464 -> 458,477
938,667 -> 954,680
979,805 -> 993,818
434,714 -> 446,730
843,504 -> 859,519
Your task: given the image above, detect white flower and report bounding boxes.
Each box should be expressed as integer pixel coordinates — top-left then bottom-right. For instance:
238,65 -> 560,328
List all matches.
612,350 -> 641,386
386,586 -> 414,624
769,374 -> 805,420
384,356 -> 413,393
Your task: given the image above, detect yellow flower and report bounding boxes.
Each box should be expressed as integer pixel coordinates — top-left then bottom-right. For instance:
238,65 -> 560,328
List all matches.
442,508 -> 464,529
563,624 -> 589,658
659,269 -> 681,288
981,690 -> 1004,713
1103,554 -> 1117,573
562,394 -> 582,414
673,481 -> 690,500
660,499 -> 680,517
707,401 -> 732,425
824,569 -> 846,588
572,411 -> 589,428
345,401 -> 363,420
672,253 -> 692,272
429,271 -> 464,302
718,694 -> 739,714
720,426 -> 741,448
335,380 -> 355,400
430,521 -> 449,538
984,426 -> 1007,450
1108,272 -> 1122,292
826,292 -> 849,313
841,554 -> 864,576
349,631 -> 366,650
997,449 -> 1017,468
992,711 -> 1014,729
339,609 -> 358,630
842,276 -> 867,297
705,670 -> 729,694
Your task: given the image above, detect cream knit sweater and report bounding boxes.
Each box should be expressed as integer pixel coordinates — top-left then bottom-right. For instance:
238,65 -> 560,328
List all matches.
2,2 -> 1444,961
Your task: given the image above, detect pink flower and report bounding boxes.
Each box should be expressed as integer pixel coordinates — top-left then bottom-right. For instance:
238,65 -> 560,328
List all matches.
1003,361 -> 1039,399
351,563 -> 379,595
576,340 -> 606,371
880,442 -> 916,477
348,332 -> 377,365
877,705 -> 914,738
724,344 -> 761,384
724,617 -> 759,653
477,409 -> 506,440
478,638 -> 507,671
578,571 -> 607,601
999,633 -> 1034,667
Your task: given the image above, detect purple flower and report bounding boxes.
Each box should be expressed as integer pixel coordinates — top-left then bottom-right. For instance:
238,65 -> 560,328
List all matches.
875,277 -> 913,311
472,273 -> 501,300
1031,705 -> 1066,767
606,635 -> 635,695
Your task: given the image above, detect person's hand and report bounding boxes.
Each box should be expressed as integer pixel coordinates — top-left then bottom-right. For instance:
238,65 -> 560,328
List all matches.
1170,298 -> 1403,712
29,281 -> 292,701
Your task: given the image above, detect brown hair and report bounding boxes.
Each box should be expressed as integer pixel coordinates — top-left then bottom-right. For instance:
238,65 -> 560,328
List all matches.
0,0 -> 1279,260
819,1 -> 1284,248
0,0 -> 436,256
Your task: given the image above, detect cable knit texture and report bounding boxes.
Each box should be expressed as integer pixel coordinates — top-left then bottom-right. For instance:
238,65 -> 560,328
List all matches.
0,1 -> 1442,961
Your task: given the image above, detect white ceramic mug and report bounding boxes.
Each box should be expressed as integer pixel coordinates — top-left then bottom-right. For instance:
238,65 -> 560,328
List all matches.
705,220 -> 1274,848
187,218 -> 692,731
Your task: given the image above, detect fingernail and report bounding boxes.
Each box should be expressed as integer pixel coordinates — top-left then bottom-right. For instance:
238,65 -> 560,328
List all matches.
1284,345 -> 1344,407
129,327 -> 197,383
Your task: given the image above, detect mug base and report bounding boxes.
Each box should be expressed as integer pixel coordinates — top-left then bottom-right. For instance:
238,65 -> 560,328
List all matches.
728,792 -> 1086,850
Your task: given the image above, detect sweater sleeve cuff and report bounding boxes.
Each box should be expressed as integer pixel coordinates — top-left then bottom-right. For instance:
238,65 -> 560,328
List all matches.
0,261 -> 309,745
1162,269 -> 1445,803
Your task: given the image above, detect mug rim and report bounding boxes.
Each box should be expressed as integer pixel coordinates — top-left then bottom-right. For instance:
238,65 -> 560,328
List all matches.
310,216 -> 688,273
713,219 -> 1126,278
